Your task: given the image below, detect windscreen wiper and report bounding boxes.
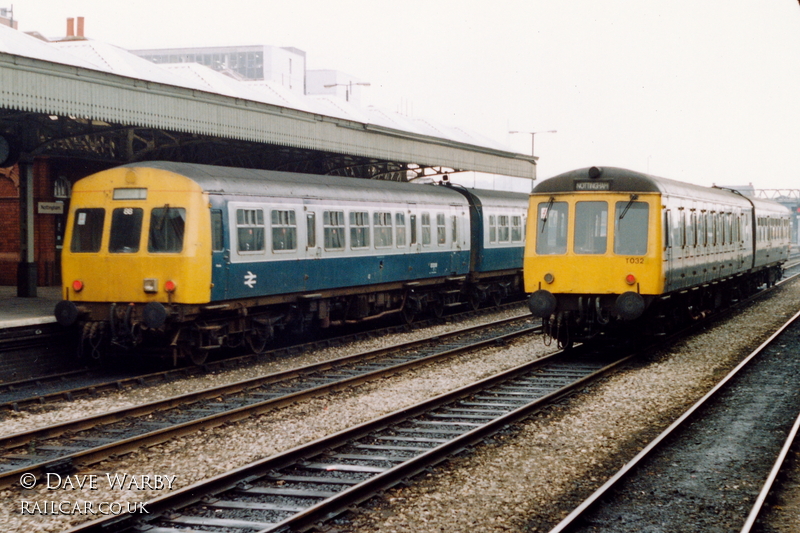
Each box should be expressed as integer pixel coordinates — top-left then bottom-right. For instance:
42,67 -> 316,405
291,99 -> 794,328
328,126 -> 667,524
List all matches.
619,194 -> 639,220
540,196 -> 555,233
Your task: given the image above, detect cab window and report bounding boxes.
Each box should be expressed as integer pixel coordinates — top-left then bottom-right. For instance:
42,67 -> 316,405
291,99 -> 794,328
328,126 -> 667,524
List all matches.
148,207 -> 186,253
614,201 -> 649,255
70,208 -> 105,253
109,207 -> 143,253
573,201 -> 607,254
535,201 -> 568,255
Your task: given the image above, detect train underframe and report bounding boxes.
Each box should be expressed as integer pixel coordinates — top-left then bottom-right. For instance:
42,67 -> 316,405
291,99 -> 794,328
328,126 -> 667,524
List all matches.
537,264 -> 784,349
67,270 -> 523,365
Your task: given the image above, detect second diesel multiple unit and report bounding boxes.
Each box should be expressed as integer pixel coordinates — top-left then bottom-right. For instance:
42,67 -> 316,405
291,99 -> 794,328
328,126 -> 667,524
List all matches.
55,162 -> 529,364
524,166 -> 790,346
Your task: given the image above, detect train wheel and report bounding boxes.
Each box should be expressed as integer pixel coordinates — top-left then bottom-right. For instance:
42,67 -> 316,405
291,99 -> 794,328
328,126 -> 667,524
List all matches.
468,293 -> 481,311
174,343 -> 208,366
491,292 -> 503,308
402,306 -> 416,325
247,330 -> 269,355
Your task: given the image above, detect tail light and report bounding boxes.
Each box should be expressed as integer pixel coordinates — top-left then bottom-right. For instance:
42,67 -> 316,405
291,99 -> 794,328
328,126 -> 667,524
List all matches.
164,280 -> 177,293
72,280 -> 84,292
625,274 -> 636,285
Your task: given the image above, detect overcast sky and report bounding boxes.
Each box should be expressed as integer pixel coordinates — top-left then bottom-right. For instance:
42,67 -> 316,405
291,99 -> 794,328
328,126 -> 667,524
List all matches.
11,0 -> 800,189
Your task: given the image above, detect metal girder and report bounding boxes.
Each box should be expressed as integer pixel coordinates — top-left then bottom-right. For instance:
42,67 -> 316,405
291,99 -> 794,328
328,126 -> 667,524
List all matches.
0,110 -> 451,180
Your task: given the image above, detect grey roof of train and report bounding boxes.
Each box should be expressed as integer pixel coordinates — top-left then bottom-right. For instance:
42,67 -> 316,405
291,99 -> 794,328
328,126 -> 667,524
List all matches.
122,161 -> 474,205
534,167 -> 790,214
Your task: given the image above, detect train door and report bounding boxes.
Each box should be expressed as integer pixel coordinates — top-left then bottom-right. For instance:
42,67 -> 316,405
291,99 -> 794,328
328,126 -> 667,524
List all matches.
210,208 -> 229,300
663,207 -> 673,290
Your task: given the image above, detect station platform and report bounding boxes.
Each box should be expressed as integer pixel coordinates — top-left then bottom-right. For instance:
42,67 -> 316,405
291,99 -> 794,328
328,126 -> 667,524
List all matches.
0,286 -> 61,329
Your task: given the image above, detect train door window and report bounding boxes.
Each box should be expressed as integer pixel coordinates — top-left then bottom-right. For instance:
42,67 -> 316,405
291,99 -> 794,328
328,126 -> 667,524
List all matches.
410,214 -> 417,245
488,215 -> 497,243
511,216 -> 523,242
323,211 -> 345,250
374,212 -> 393,248
451,215 -> 458,244
395,212 -> 406,247
148,206 -> 186,253
498,215 -> 510,243
701,213 -> 707,246
236,208 -> 265,253
350,211 -> 370,249
688,211 -> 696,248
421,213 -> 432,246
271,210 -> 297,251
535,201 -> 568,255
437,213 -> 447,245
614,201 -> 648,255
574,201 -> 607,254
211,210 -> 224,252
663,210 -> 671,249
71,208 -> 105,253
306,213 -> 316,249
678,209 -> 686,248
709,212 -> 717,246
109,207 -> 144,253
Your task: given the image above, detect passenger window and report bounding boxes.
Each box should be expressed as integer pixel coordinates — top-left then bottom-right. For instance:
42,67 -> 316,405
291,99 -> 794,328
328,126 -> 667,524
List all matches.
498,215 -> 510,243
109,207 -> 143,253
350,211 -> 370,249
437,213 -> 446,245
488,215 -> 497,243
535,201 -> 568,255
421,212 -> 431,246
306,213 -> 316,248
410,214 -> 418,245
374,212 -> 393,248
323,211 -> 345,250
574,201 -> 607,254
614,201 -> 648,256
211,210 -> 224,251
511,216 -> 523,242
148,206 -> 186,253
271,210 -> 297,251
236,208 -> 264,253
71,208 -> 105,253
395,212 -> 406,247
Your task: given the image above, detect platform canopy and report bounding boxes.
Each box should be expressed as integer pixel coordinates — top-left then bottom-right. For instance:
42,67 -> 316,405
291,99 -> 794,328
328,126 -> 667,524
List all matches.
0,25 -> 535,181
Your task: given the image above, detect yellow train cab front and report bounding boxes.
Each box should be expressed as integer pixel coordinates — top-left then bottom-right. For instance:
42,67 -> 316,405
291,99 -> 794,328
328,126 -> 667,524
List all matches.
61,166 -> 212,305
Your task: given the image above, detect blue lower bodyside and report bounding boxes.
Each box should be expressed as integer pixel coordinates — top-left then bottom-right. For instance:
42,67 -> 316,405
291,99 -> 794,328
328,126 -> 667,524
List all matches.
212,250 -> 471,301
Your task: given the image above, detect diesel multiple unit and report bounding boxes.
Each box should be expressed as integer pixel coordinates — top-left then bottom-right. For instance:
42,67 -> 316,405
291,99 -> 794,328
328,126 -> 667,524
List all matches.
55,162 -> 529,364
524,166 -> 791,346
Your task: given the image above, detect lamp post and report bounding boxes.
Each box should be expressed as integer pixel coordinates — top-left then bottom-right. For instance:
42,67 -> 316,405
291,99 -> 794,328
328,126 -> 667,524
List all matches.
509,129 -> 557,157
323,81 -> 371,102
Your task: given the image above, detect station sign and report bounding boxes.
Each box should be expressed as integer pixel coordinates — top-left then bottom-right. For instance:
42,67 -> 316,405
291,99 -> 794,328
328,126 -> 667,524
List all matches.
37,201 -> 64,214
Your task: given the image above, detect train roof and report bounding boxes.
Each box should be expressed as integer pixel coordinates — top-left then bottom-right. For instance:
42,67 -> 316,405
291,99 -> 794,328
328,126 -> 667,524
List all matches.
534,166 -> 747,203
456,186 -> 530,209
119,161 -> 470,206
534,167 -> 790,215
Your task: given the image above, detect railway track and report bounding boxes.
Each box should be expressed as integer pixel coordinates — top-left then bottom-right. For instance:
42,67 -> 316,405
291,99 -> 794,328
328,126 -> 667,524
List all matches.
0,302 -> 527,410
548,307 -> 800,533
0,314 -> 538,489
63,343 -> 636,533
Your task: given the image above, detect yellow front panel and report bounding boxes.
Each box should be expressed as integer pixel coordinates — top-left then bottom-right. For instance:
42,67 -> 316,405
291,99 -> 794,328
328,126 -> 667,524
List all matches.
523,192 -> 664,295
61,167 -> 212,304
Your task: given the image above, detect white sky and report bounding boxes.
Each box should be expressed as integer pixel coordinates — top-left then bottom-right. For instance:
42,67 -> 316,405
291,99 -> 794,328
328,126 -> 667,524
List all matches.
10,0 -> 800,189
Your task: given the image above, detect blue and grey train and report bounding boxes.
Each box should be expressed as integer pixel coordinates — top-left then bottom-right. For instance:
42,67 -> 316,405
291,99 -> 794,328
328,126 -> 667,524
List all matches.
55,162 -> 529,363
